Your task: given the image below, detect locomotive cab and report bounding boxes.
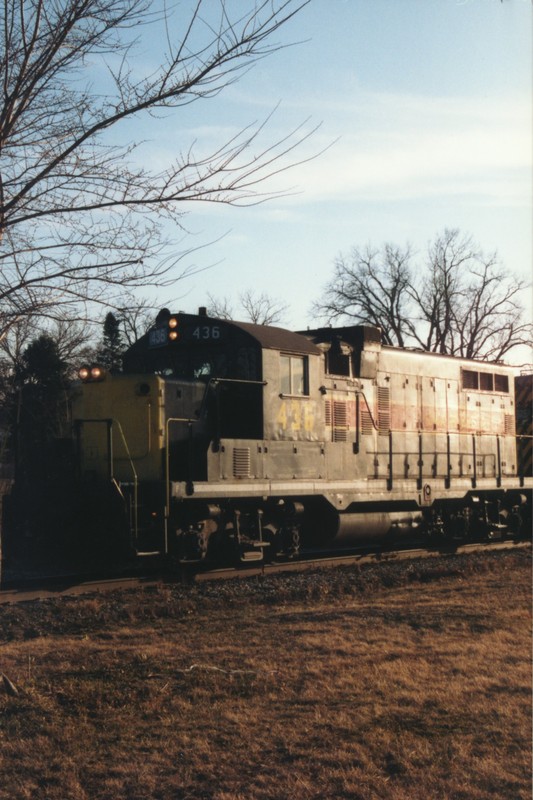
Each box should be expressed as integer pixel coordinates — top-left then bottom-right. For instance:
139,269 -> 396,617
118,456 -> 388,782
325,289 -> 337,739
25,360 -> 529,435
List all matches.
72,310 -> 324,560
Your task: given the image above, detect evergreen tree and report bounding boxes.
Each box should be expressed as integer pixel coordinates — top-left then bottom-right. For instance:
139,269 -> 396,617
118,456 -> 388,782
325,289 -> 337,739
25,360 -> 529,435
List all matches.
98,313 -> 124,373
17,335 -> 68,390
14,335 -> 70,478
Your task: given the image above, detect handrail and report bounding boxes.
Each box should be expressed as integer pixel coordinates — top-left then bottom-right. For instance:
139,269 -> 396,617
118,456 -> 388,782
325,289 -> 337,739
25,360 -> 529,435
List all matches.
74,417 -> 139,540
164,416 -> 200,556
113,420 -> 139,541
374,430 -> 504,488
355,390 -> 379,430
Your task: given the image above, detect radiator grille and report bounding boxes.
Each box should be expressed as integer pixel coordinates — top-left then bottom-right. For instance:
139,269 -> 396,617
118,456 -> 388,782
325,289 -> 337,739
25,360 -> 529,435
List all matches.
325,399 -> 350,441
233,447 -> 251,478
332,400 -> 348,442
361,408 -> 374,435
377,387 -> 391,435
504,414 -> 516,436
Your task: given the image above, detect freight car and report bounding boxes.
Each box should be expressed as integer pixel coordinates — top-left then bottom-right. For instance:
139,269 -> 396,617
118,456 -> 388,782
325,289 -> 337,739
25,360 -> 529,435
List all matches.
515,373 -> 533,479
72,308 -> 532,564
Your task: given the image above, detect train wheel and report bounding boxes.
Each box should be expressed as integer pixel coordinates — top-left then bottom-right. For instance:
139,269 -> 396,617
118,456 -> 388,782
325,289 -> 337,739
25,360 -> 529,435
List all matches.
497,508 -> 521,538
264,501 -> 303,558
175,520 -> 216,563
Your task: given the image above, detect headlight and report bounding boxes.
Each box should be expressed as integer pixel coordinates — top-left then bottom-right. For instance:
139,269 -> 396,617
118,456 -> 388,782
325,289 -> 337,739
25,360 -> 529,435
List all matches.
168,316 -> 180,342
78,364 -> 106,382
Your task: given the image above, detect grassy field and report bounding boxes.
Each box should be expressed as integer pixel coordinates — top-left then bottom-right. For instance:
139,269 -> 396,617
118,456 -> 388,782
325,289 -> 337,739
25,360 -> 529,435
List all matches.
0,548 -> 531,800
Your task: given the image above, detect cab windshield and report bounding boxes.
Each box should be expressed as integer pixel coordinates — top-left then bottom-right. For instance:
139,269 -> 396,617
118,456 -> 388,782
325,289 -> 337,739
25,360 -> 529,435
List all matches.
126,344 -> 260,383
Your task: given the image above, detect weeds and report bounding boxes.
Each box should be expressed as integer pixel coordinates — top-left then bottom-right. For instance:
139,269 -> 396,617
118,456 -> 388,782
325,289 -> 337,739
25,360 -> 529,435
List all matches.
0,549 -> 531,799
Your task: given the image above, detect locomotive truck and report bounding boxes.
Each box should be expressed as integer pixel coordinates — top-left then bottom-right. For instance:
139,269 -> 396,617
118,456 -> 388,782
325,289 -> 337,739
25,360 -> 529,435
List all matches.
71,308 -> 532,564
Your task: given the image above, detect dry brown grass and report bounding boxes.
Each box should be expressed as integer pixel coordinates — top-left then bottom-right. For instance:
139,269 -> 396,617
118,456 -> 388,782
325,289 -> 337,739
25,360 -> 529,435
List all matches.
0,549 -> 531,800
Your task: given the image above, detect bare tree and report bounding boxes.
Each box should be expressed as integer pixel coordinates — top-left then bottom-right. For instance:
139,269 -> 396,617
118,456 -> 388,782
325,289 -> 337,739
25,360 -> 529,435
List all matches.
118,300 -> 158,347
240,289 -> 289,325
315,243 -> 415,347
207,289 -> 289,325
314,229 -> 532,363
412,229 -> 532,361
0,0 -> 315,339
206,294 -> 235,321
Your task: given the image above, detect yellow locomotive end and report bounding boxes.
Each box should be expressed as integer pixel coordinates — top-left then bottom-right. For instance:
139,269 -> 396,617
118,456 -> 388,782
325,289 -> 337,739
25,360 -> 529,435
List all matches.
72,373 -> 165,484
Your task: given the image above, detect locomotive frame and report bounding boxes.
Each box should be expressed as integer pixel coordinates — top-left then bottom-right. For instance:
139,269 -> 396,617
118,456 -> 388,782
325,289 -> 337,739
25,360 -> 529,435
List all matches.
72,308 -> 532,564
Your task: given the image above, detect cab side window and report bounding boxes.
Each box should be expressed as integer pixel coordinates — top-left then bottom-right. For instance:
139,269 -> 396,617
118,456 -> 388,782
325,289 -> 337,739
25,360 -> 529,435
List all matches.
280,354 -> 308,396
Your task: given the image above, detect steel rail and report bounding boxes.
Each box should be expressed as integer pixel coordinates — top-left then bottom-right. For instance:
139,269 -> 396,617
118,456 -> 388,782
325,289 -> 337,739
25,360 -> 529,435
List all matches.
0,539 -> 529,605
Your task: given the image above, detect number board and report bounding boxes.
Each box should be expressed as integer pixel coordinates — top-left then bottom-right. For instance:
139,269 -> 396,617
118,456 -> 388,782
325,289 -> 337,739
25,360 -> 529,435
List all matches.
148,327 -> 169,348
190,324 -> 224,342
148,322 -> 226,348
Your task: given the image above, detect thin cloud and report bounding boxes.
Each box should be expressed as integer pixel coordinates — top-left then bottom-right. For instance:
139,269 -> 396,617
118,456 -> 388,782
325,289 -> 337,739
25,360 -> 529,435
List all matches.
279,91 -> 531,205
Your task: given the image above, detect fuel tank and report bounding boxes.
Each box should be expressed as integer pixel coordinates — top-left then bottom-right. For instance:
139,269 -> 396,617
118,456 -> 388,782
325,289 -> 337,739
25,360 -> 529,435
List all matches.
333,510 -> 424,544
302,504 -> 424,547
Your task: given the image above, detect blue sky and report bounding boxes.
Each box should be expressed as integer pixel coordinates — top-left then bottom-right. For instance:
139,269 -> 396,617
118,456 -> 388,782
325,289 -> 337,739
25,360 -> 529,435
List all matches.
140,0 -> 532,344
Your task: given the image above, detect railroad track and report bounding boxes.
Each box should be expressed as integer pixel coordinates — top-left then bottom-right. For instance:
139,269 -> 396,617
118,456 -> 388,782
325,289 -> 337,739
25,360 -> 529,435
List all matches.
0,538 -> 529,606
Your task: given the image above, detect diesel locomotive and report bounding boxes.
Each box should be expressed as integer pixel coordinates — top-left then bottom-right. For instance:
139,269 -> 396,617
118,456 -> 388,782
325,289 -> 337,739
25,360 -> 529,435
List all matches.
72,308 -> 532,564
